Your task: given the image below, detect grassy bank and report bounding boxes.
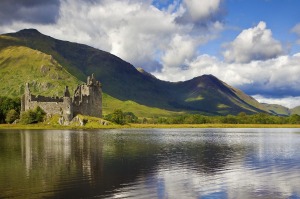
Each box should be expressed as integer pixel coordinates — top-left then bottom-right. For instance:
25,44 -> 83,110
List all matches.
1,123 -> 300,130
0,123 -> 121,130
129,123 -> 300,128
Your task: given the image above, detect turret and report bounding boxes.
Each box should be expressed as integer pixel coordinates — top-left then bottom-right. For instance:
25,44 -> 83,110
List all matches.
21,83 -> 31,112
87,73 -> 97,86
64,86 -> 70,97
25,83 -> 31,95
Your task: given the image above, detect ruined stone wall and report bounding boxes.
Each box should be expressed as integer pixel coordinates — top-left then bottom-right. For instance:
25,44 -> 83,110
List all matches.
22,83 -> 73,121
24,98 -> 73,121
31,95 -> 63,102
22,74 -> 102,121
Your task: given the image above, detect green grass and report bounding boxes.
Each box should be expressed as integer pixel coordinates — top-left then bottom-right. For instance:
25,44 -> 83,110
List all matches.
102,93 -> 182,117
185,95 -> 204,102
127,123 -> 300,128
291,106 -> 300,115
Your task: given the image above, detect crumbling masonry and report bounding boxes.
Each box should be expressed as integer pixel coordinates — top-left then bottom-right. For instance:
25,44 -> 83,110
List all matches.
21,74 -> 102,121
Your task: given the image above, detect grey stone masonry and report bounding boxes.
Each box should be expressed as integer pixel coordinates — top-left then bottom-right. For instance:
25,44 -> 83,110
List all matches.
21,74 -> 102,121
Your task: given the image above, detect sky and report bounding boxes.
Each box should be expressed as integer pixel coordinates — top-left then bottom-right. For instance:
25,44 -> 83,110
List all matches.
1,0 -> 300,108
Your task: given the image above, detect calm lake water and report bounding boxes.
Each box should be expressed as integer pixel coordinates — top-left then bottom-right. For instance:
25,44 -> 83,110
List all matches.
1,128 -> 300,199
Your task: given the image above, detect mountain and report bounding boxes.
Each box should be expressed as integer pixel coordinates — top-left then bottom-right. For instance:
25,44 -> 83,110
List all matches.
291,106 -> 300,115
261,103 -> 291,116
0,29 -> 278,116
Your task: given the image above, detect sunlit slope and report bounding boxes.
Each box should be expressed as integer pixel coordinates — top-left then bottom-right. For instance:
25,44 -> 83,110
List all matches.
0,46 -> 81,97
291,106 -> 300,115
260,103 -> 291,116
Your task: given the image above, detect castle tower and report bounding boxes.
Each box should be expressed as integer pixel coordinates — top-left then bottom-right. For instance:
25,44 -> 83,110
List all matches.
72,74 -> 102,118
62,86 -> 73,121
21,83 -> 31,112
64,86 -> 70,97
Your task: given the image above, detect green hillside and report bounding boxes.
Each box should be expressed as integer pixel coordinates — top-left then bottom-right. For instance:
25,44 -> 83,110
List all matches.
291,106 -> 300,115
0,46 -> 81,97
261,103 -> 291,116
0,29 -> 281,115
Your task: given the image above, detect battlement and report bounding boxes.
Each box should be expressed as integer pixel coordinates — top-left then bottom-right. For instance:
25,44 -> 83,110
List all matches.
21,74 -> 102,121
30,95 -> 64,103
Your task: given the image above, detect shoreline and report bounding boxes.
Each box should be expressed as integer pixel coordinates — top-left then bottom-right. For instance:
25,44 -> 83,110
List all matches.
1,123 -> 300,130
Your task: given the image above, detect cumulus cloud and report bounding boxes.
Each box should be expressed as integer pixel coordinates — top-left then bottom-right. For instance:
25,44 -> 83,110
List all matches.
176,0 -> 224,26
223,21 -> 283,63
292,23 -> 300,44
184,0 -> 221,21
0,0 -> 223,73
253,95 -> 300,109
0,0 -> 60,25
161,34 -> 197,70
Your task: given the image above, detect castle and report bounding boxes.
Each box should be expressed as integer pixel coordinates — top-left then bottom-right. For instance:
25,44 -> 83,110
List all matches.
21,74 -> 102,121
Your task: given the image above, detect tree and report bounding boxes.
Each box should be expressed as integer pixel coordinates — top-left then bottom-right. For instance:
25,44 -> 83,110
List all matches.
289,114 -> 300,124
35,106 -> 46,122
5,109 -> 19,124
105,109 -> 126,125
0,96 -> 21,123
123,112 -> 138,123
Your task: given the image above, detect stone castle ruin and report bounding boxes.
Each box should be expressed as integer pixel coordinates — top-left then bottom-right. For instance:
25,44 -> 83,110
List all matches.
21,74 -> 102,121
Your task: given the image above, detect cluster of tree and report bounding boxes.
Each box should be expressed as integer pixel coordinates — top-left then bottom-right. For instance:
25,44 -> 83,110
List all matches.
141,112 -> 300,125
104,110 -> 300,125
0,96 -> 46,125
104,109 -> 138,125
20,106 -> 46,124
0,96 -> 21,124
2,99 -> 300,126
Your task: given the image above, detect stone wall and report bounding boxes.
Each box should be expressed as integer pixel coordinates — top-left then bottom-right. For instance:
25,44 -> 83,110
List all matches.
22,83 -> 73,121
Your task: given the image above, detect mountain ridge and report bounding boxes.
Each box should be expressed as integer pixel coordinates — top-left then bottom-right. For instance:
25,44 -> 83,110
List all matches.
1,28 -> 298,116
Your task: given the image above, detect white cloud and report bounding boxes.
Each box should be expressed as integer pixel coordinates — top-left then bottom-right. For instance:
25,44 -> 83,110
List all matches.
0,0 -> 223,72
223,21 -> 283,63
253,95 -> 300,109
292,23 -> 300,35
56,0 -> 179,71
183,0 -> 221,22
161,34 -> 197,70
292,23 -> 300,45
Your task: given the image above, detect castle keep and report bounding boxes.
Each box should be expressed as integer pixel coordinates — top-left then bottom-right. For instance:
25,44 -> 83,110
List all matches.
21,74 -> 102,121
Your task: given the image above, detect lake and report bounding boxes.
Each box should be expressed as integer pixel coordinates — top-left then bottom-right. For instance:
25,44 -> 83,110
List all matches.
1,128 -> 300,199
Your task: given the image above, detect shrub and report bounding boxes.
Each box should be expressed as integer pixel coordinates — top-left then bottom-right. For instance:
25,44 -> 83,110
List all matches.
20,106 -> 46,124
5,109 -> 19,124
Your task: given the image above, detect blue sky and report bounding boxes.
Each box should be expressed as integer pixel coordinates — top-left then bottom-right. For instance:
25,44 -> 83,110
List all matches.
1,0 -> 300,107
151,0 -> 300,56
